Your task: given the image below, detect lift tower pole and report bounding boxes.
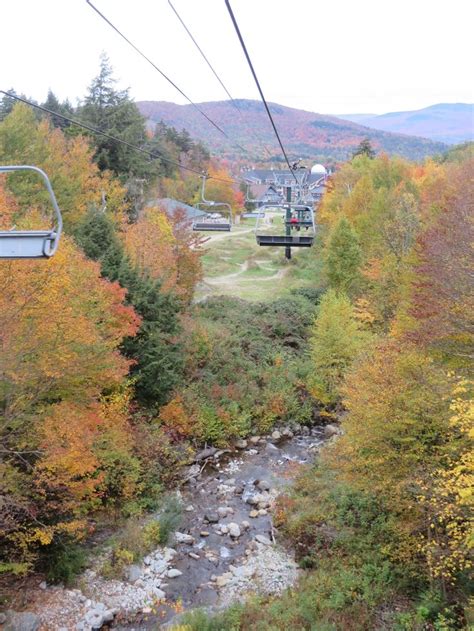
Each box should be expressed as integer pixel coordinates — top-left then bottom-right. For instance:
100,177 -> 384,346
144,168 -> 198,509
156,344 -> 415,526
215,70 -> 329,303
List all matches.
285,186 -> 292,260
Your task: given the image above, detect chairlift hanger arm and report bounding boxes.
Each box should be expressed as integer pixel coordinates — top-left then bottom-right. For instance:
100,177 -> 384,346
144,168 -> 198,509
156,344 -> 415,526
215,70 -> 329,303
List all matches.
0,165 -> 63,258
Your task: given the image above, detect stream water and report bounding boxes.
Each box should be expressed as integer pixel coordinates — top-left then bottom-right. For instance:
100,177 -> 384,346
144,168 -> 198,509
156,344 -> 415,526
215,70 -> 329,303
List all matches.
16,428 -> 327,631
116,428 -> 325,629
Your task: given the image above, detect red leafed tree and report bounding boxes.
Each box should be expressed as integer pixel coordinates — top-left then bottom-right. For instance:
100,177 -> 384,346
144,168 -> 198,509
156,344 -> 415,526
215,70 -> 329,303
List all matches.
408,159 -> 474,364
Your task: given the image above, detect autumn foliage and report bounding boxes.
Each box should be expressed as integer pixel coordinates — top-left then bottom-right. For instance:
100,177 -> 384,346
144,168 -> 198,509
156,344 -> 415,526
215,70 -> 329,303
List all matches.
263,150 -> 473,630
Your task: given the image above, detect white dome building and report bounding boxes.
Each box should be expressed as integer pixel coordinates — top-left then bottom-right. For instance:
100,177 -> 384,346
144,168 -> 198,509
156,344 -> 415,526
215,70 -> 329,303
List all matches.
310,163 -> 327,175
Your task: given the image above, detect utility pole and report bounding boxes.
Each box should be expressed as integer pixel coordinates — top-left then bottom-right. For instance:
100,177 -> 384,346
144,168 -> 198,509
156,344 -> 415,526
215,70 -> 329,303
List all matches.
285,185 -> 292,260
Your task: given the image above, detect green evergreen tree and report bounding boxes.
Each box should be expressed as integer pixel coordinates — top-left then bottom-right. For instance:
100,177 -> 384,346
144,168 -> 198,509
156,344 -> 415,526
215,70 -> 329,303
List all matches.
325,216 -> 363,294
352,138 -> 376,159
75,211 -> 184,406
42,90 -> 74,131
79,54 -> 155,181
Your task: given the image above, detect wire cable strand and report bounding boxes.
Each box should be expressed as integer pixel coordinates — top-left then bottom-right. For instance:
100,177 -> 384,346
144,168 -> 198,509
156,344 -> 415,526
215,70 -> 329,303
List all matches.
224,0 -> 299,185
168,0 -> 240,113
0,90 -> 240,184
168,0 -> 274,162
86,0 -> 248,156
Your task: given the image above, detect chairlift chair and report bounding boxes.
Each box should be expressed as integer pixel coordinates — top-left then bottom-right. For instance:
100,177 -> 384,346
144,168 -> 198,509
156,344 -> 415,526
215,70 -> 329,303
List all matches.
0,165 -> 62,259
192,202 -> 232,231
192,175 -> 232,232
255,203 -> 315,248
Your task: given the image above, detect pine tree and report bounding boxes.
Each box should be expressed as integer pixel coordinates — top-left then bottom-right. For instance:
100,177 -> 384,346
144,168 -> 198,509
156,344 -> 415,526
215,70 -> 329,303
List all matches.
79,54 -> 153,180
76,211 -> 184,406
325,216 -> 362,294
352,138 -> 376,159
42,90 -> 74,130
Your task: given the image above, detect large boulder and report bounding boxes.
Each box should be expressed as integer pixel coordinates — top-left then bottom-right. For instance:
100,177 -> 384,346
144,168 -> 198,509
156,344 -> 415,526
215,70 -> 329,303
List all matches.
4,611 -> 40,631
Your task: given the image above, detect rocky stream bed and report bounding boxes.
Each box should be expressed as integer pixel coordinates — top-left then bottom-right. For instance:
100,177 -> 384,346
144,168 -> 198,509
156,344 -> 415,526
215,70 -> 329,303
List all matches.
2,425 -> 339,631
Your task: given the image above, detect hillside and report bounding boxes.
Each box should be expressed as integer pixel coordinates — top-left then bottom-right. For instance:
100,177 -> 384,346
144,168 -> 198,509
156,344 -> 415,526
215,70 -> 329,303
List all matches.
337,103 -> 474,144
137,99 -> 446,163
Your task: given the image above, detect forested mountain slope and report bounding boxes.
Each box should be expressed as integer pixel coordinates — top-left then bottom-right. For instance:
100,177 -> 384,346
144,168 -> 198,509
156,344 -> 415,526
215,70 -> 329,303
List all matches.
137,99 -> 447,163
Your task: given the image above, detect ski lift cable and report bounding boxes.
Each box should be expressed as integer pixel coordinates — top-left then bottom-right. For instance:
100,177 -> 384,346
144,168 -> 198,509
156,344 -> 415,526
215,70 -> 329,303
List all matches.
0,90 -> 240,185
86,0 -> 249,157
167,0 -> 241,113
167,0 -> 274,161
224,0 -> 300,188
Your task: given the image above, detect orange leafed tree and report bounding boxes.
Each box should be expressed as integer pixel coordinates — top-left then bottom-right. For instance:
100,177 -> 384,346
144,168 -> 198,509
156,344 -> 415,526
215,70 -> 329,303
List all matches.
0,203 -> 140,570
124,207 -> 178,292
0,104 -> 127,231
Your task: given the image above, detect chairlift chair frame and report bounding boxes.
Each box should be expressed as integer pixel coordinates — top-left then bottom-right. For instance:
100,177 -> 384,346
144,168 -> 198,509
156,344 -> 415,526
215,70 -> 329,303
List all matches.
255,202 -> 315,248
0,165 -> 63,259
192,175 -> 233,232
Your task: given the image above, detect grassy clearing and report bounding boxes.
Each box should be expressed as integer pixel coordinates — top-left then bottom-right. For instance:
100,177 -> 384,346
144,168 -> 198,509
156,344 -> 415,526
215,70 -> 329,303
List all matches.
196,220 -> 323,302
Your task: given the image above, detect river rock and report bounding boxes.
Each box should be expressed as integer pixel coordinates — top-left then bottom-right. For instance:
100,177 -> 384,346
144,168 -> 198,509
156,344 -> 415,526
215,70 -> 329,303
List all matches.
301,425 -> 310,435
235,439 -> 248,449
265,442 -> 280,454
220,525 -> 229,534
126,564 -> 142,582
185,464 -> 200,478
185,504 -> 194,512
194,447 -> 217,462
249,509 -> 259,518
282,428 -> 294,438
228,522 -> 241,538
175,531 -> 195,544
3,611 -> 40,631
167,568 -> 183,578
154,588 -> 166,599
241,520 -> 250,530
271,430 -> 281,441
163,547 -> 177,561
189,552 -> 200,560
246,494 -> 259,506
258,509 -> 268,516
215,449 -> 231,459
231,565 -> 255,578
256,479 -> 271,491
216,572 -> 233,587
204,512 -> 219,523
324,424 -> 339,438
249,436 -> 260,445
78,604 -> 115,631
200,530 -> 210,537
220,546 -> 231,558
217,483 -> 235,496
217,506 -> 231,518
151,558 -> 168,575
255,534 -> 272,545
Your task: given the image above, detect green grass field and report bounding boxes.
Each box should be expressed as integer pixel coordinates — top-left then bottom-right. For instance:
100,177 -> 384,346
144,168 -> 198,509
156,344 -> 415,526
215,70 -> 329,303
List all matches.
195,221 -> 323,302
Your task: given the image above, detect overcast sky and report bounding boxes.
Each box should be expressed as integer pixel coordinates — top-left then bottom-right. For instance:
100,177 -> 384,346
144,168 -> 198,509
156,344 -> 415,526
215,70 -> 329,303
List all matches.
2,0 -> 472,115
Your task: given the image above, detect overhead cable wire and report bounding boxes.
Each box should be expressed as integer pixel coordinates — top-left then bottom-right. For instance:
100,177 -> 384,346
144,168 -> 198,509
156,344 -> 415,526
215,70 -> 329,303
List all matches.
167,0 -> 274,162
167,0 -> 240,113
0,90 -> 239,184
86,0 -> 248,156
224,0 -> 299,186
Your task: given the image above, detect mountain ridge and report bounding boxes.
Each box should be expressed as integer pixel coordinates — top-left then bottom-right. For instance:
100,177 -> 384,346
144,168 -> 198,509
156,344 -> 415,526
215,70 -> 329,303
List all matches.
336,103 -> 473,144
137,99 -> 447,163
